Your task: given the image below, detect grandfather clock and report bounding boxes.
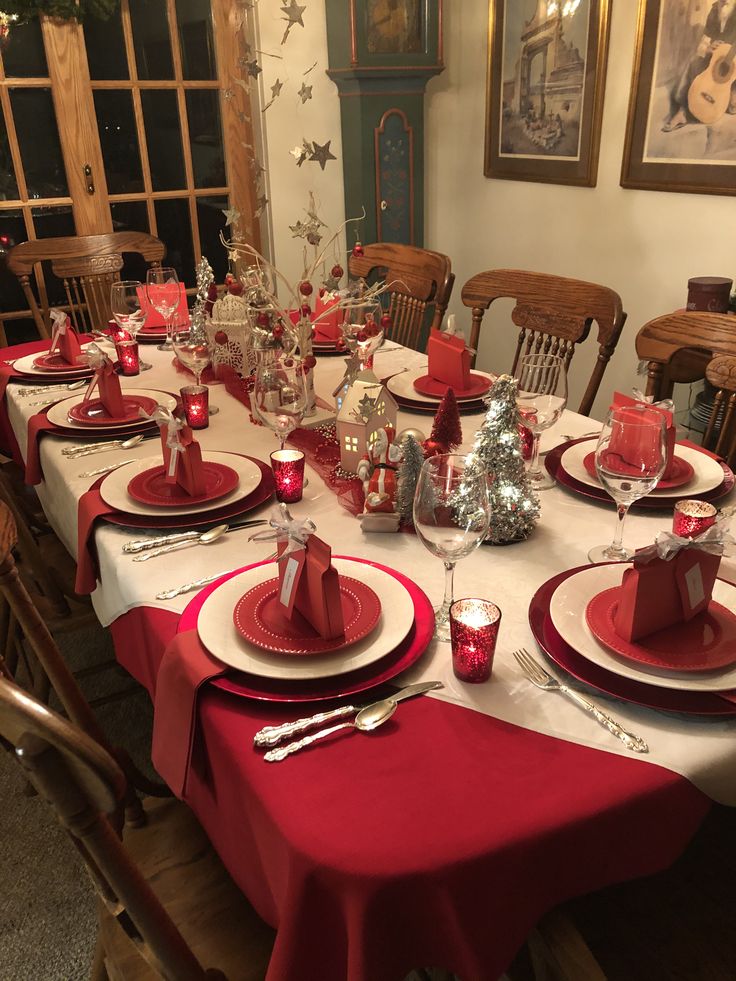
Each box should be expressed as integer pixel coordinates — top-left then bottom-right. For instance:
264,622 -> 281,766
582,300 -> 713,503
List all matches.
325,1 -> 443,248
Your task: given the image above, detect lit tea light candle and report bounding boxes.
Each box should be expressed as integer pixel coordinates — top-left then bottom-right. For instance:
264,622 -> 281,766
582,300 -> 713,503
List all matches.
114,339 -> 140,376
449,598 -> 501,683
180,385 -> 209,430
672,499 -> 717,538
271,449 -> 305,503
109,320 -> 132,344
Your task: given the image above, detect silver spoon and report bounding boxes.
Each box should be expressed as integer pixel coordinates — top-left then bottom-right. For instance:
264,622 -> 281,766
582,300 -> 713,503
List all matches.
132,523 -> 229,561
263,698 -> 397,761
20,379 -> 87,397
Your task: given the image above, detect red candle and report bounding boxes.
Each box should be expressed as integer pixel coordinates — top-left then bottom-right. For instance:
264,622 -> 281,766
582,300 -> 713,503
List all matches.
180,384 -> 209,430
109,320 -> 132,343
114,338 -> 140,376
271,449 -> 305,503
672,500 -> 717,538
449,598 -> 501,683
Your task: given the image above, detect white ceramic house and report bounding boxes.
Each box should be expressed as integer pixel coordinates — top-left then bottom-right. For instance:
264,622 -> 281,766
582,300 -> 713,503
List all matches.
335,374 -> 398,473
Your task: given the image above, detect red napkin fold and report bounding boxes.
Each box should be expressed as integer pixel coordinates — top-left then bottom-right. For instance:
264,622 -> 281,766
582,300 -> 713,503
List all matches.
24,413 -> 59,485
151,629 -> 226,798
75,485 -> 117,594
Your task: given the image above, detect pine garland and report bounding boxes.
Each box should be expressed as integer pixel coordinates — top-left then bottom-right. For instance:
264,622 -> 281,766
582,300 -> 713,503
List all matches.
396,433 -> 425,526
2,0 -> 118,21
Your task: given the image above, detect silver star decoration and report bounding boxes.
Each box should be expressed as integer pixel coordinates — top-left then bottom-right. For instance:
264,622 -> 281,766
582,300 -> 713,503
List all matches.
250,157 -> 267,180
237,47 -> 252,66
289,141 -> 311,166
280,0 -> 306,44
244,59 -> 261,79
262,78 -> 284,113
309,140 -> 337,171
223,88 -> 234,101
254,194 -> 269,219
354,393 -> 377,422
298,82 -> 313,104
222,207 -> 241,227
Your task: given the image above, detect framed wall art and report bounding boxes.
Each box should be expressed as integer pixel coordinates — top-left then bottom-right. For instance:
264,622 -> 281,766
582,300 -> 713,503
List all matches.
622,0 -> 736,195
484,0 -> 612,187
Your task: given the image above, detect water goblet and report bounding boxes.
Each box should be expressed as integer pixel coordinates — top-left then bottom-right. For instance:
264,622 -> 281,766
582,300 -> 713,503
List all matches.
587,405 -> 667,563
252,360 -> 307,451
172,328 -> 221,416
110,280 -> 152,370
413,453 -> 490,641
341,299 -> 383,372
515,353 -> 568,489
145,266 -> 180,351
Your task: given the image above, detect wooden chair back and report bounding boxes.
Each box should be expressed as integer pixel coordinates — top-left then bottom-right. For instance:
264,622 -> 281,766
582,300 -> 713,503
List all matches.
461,269 -> 626,416
703,355 -> 736,466
6,232 -> 165,339
348,242 -> 454,351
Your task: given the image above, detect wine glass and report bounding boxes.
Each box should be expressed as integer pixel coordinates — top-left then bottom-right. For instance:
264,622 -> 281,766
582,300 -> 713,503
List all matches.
413,453 -> 490,641
341,299 -> 383,372
515,353 -> 568,489
109,279 -> 152,370
588,405 -> 667,563
172,328 -> 221,416
252,359 -> 307,450
145,266 -> 180,351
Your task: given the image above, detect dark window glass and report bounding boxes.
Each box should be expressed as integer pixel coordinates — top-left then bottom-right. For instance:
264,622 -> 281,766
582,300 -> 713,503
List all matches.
1,17 -> 48,78
140,90 -> 186,191
176,0 -> 216,80
0,108 -> 19,201
0,210 -> 28,327
130,0 -> 174,80
111,200 -> 151,282
155,198 -> 194,284
197,195 -> 228,281
9,89 -> 68,198
84,7 -> 129,80
93,90 -> 144,194
186,90 -> 226,188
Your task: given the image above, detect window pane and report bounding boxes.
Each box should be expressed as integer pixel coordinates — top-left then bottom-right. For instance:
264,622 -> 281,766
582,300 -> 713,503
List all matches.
0,209 -> 28,325
93,90 -> 144,194
130,0 -> 174,80
197,195 -> 228,281
111,200 -> 151,282
9,89 -> 68,198
186,90 -> 226,188
1,17 -> 48,78
155,198 -> 194,284
176,0 -> 216,80
140,90 -> 186,191
84,7 -> 129,80
0,109 -> 19,201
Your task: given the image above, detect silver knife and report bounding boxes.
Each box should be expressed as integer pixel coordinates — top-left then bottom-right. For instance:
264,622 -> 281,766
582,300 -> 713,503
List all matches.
123,519 -> 267,554
253,680 -> 443,748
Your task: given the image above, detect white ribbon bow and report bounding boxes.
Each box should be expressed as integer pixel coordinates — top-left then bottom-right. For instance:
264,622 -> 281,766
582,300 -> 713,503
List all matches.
83,343 -> 112,401
250,503 -> 316,556
638,520 -> 734,564
49,308 -> 69,353
443,313 -> 458,337
151,405 -> 185,478
631,389 -> 675,415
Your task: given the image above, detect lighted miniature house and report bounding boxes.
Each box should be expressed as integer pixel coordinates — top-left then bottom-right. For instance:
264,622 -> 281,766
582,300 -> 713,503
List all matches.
336,374 -> 398,473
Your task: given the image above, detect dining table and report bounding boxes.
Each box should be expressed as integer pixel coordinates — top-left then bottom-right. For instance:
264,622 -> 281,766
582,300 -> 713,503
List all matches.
2,335 -> 735,981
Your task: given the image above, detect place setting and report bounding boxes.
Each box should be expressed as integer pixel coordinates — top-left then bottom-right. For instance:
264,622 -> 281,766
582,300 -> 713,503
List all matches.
10,309 -> 96,385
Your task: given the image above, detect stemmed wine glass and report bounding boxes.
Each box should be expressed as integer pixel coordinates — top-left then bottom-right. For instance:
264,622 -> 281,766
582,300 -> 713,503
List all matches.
145,266 -> 180,351
515,353 -> 568,489
171,327 -> 220,416
413,453 -> 491,641
588,405 -> 667,563
341,299 -> 383,373
109,280 -> 152,370
252,359 -> 307,450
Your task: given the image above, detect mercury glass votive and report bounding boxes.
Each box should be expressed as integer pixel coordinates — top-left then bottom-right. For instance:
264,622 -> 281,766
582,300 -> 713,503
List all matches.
449,598 -> 501,683
114,339 -> 140,376
271,449 -> 305,503
673,499 -> 717,538
180,384 -> 209,430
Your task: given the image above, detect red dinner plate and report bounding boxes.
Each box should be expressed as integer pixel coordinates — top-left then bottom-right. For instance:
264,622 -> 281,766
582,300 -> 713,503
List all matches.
32,352 -> 89,372
412,372 -> 492,400
67,393 -> 159,426
127,461 -> 239,507
233,575 -> 381,655
390,390 -> 486,416
528,564 -> 736,716
582,451 -> 694,490
585,586 -> 736,673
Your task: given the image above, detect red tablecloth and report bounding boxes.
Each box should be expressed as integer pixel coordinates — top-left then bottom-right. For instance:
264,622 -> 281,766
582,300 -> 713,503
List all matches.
111,607 -> 709,981
0,339 -> 51,463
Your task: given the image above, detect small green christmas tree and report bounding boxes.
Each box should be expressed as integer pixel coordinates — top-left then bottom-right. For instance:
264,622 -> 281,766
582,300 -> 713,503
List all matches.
396,433 -> 425,526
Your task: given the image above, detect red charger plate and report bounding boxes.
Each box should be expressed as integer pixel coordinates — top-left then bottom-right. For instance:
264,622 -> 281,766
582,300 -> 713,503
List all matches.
528,563 -> 736,716
127,461 -> 240,507
582,451 -> 694,490
585,586 -> 736,672
412,372 -> 492,400
233,575 -> 381,655
68,393 -> 159,426
179,557 -> 434,703
32,352 -> 89,372
387,388 -> 486,416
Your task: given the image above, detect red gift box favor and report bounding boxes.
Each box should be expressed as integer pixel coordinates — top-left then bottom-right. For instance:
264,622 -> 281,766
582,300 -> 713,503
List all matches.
277,534 -> 345,640
159,422 -> 207,497
137,283 -> 189,328
85,356 -> 126,417
428,327 -> 471,391
614,547 -> 721,643
288,295 -> 345,341
50,314 -> 83,365
611,391 -> 676,479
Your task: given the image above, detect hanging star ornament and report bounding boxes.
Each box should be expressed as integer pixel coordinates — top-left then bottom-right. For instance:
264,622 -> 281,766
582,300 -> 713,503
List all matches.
280,0 -> 306,44
289,141 -> 312,166
222,207 -> 241,227
298,82 -> 313,104
254,194 -> 269,219
243,59 -> 261,79
309,140 -> 337,171
262,78 -> 284,113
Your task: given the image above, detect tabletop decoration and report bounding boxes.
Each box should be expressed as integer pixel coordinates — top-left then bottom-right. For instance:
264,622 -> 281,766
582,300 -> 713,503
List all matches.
450,598 -> 501,684
335,374 -> 397,474
673,500 -> 718,538
153,406 -> 206,497
423,387 -> 462,457
49,308 -> 82,365
356,425 -> 402,532
271,448 -> 305,503
82,345 -> 126,418
114,338 -> 140,377
180,385 -> 209,430
396,433 -> 425,527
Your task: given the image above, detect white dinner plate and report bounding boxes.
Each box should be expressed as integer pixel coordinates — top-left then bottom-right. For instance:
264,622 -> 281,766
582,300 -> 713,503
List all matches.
386,367 -> 495,404
560,440 -> 724,497
197,557 -> 415,680
46,389 -> 177,431
549,563 -> 736,692
100,451 -> 261,517
13,345 -> 99,377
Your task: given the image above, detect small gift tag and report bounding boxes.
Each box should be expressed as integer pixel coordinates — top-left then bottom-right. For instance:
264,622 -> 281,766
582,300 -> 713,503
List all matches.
277,548 -> 306,618
427,319 -> 471,391
674,549 -> 720,620
155,408 -> 206,496
276,533 -> 345,639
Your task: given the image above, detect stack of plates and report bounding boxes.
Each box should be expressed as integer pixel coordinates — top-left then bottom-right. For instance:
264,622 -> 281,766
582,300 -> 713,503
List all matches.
45,390 -> 177,441
386,367 -> 493,415
12,348 -> 95,382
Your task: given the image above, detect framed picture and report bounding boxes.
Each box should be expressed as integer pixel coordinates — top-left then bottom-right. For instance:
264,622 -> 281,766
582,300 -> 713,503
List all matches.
484,1 -> 612,186
622,0 -> 736,195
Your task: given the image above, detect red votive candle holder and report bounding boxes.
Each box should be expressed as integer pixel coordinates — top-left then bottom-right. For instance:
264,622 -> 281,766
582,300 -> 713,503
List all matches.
114,338 -> 140,376
673,499 -> 717,538
449,598 -> 501,683
271,449 -> 305,503
109,320 -> 132,343
180,385 -> 209,429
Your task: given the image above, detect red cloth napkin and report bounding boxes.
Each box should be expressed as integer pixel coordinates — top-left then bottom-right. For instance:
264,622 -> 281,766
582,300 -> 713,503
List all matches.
151,629 -> 226,797
0,340 -> 52,462
75,485 -> 117,594
24,413 -> 59,485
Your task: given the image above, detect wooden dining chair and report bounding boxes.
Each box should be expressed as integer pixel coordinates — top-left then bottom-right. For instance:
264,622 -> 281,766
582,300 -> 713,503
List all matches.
460,269 -> 626,416
6,231 -> 165,340
703,355 -> 736,467
348,242 -> 454,351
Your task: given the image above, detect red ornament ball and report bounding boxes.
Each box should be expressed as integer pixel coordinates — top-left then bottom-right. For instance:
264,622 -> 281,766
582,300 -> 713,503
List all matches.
303,355 -> 317,370
351,242 -> 364,258
299,281 -> 313,297
272,324 -> 284,339
256,312 -> 270,328
380,314 -> 392,329
283,358 -> 294,368
356,329 -> 368,342
228,282 -> 244,296
319,287 -> 326,298
335,338 -> 346,351
214,330 -> 228,346
300,303 -> 311,317
331,263 -> 344,279
422,439 -> 443,457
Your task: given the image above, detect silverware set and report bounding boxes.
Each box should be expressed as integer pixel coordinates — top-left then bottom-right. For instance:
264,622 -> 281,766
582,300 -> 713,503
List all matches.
19,380 -> 87,399
126,519 -> 268,560
63,433 -> 152,459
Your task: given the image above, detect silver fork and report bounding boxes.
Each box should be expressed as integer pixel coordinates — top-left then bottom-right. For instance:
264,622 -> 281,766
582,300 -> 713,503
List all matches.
512,648 -> 649,754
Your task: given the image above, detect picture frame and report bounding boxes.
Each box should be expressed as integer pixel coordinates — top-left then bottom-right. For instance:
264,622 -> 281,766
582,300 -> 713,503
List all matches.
484,0 -> 612,187
621,0 -> 736,196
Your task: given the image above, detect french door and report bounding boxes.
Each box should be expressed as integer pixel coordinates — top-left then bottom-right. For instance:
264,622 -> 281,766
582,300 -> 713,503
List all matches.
0,0 -> 258,341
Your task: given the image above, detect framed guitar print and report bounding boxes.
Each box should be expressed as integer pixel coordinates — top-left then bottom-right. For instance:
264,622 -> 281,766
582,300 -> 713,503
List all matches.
622,0 -> 736,195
